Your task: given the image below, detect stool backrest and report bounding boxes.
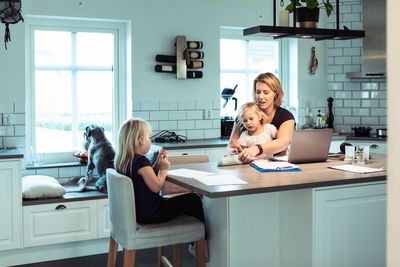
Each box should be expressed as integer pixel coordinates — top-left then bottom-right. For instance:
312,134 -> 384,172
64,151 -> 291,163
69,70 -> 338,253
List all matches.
106,168 -> 137,249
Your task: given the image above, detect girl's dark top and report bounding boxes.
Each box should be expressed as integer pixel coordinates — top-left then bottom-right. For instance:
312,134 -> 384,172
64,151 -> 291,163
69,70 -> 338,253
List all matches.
236,106 -> 295,131
129,155 -> 162,221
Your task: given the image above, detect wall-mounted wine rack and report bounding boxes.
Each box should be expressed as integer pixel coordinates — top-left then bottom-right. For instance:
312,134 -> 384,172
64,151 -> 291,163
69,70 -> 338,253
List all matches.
155,35 -> 204,79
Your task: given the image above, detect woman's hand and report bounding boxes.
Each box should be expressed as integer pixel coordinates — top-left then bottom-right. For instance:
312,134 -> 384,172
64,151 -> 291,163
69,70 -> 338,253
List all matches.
238,146 -> 259,162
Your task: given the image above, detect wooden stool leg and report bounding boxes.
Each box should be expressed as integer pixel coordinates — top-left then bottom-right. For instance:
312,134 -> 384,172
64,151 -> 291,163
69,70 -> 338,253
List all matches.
123,249 -> 136,267
173,244 -> 182,267
107,236 -> 118,267
157,247 -> 165,267
195,239 -> 206,267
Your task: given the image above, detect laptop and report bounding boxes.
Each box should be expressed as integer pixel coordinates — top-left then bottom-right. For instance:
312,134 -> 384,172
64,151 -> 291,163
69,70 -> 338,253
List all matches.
272,128 -> 333,164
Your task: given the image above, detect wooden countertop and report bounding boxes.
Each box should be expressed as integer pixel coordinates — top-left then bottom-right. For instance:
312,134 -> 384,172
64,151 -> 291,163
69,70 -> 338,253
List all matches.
167,155 -> 386,198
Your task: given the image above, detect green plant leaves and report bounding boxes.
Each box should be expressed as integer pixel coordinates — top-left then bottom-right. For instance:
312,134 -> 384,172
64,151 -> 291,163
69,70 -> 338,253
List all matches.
285,0 -> 333,17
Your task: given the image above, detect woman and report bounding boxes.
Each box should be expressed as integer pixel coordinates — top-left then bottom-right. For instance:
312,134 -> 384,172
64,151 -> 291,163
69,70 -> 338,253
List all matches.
229,72 -> 295,162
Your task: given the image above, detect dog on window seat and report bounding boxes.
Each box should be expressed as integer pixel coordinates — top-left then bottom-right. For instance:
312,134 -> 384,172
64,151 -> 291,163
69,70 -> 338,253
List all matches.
76,124 -> 115,193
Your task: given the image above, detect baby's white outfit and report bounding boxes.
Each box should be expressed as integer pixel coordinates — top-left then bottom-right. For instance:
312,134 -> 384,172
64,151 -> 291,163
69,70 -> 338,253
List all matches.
238,123 -> 277,159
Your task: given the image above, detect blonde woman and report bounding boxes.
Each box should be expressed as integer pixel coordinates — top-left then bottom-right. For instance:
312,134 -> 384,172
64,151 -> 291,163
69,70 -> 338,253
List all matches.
229,72 -> 295,162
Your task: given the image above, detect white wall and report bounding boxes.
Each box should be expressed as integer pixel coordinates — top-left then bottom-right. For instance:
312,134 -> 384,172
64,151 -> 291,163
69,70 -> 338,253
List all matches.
0,0 -> 273,104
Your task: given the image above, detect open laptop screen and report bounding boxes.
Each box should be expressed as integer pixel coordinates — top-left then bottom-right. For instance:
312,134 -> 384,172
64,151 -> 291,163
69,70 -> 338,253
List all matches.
286,128 -> 333,164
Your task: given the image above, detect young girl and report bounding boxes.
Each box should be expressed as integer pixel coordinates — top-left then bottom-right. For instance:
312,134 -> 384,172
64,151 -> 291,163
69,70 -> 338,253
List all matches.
232,102 -> 277,159
115,118 -> 208,259
115,118 -> 206,227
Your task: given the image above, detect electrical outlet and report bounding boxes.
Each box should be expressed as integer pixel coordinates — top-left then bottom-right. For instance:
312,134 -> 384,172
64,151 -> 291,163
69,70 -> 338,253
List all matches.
256,12 -> 264,22
4,114 -> 11,126
74,0 -> 84,8
204,109 -> 213,120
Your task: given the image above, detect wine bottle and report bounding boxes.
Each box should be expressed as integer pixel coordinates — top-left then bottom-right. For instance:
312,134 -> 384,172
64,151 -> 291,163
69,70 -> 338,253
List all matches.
156,52 -> 204,63
187,41 -> 203,49
155,65 -> 203,78
155,65 -> 176,73
155,55 -> 204,68
174,41 -> 204,49
188,60 -> 204,69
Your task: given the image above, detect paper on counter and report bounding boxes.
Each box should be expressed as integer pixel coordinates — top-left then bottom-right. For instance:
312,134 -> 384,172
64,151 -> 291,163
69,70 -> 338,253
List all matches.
193,174 -> 247,186
168,168 -> 247,186
168,168 -> 215,179
329,164 -> 385,174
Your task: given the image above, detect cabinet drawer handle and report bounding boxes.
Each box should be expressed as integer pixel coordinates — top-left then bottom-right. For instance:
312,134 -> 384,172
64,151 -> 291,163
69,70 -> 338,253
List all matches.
55,204 -> 67,210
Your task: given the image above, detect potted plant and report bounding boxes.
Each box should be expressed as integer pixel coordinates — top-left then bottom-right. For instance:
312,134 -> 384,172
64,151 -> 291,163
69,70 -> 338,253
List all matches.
285,0 -> 333,28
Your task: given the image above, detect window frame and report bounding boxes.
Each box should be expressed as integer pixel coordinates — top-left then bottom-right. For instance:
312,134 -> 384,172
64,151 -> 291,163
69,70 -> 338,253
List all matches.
220,27 -> 290,114
25,16 -> 130,164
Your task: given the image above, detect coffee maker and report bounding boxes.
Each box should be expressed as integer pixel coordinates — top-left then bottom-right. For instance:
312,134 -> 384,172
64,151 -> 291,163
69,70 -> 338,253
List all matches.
220,84 -> 238,138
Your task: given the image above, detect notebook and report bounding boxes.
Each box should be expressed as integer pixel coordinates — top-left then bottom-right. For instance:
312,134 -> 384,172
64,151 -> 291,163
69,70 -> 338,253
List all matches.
272,128 -> 333,164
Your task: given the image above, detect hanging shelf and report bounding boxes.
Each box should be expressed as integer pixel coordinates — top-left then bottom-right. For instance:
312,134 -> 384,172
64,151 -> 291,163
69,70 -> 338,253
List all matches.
243,0 -> 365,41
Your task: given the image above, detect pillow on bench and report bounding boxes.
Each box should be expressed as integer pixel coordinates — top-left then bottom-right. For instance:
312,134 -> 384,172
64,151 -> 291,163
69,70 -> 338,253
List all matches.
22,175 -> 67,199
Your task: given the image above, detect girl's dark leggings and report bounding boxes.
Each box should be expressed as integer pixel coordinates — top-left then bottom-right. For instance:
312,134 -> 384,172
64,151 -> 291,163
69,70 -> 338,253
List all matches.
139,193 -> 207,238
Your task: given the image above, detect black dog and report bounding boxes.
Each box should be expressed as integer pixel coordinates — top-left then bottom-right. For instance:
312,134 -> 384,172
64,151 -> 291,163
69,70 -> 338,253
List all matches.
77,124 -> 115,193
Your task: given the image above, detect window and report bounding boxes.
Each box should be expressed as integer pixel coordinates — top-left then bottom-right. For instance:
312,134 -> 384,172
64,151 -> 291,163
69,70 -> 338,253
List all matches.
220,36 -> 282,118
26,17 -> 130,164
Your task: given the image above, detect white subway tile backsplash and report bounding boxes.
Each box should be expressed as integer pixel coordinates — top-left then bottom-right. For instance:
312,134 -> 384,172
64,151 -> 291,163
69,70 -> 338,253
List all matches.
343,13 -> 361,22
8,113 -> 25,125
212,119 -> 221,128
195,120 -> 212,129
168,111 -> 186,120
212,99 -> 220,110
335,91 -> 352,99
343,47 -> 361,56
344,82 -> 361,91
344,100 -> 361,108
148,121 -> 159,131
351,21 -> 363,30
327,48 -> 343,57
14,125 -> 25,136
352,108 -> 369,116
178,120 -> 195,130
150,111 -> 168,121
352,91 -> 369,99
379,100 -> 386,108
361,117 -> 379,125
0,103 -> 13,113
334,56 -> 352,65
159,121 -> 178,130
186,110 -> 203,120
132,101 -> 141,111
343,64 -> 361,73
370,108 -> 386,116
334,40 -> 352,48
352,56 -> 362,64
133,111 -> 150,120
335,108 -> 352,116
204,129 -> 220,139
186,130 -> 204,139
370,91 -> 386,99
327,65 -> 343,74
196,100 -> 212,110
178,100 -> 195,110
361,83 -> 379,90
14,102 -> 25,113
362,100 -> 380,108
160,100 -> 178,110
141,100 -> 160,111
344,117 -> 361,124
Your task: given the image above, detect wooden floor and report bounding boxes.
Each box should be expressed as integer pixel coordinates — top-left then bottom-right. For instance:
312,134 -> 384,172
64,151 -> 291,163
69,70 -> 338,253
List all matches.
12,246 -> 196,267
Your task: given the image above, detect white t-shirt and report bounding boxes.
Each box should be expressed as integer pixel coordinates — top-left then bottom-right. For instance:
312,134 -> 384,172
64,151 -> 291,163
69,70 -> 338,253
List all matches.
238,123 -> 277,158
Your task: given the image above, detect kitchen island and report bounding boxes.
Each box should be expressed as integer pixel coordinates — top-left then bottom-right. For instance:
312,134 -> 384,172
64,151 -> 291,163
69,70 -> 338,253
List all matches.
167,156 -> 387,267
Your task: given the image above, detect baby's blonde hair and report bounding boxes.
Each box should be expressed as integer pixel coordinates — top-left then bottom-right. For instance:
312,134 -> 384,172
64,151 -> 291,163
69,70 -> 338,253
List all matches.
115,118 -> 151,175
237,102 -> 266,126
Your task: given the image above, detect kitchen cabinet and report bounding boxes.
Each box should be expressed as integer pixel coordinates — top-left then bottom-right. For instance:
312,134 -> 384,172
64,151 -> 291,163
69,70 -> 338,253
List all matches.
97,199 -> 110,238
280,182 -> 386,267
23,200 -> 98,247
0,159 -> 22,251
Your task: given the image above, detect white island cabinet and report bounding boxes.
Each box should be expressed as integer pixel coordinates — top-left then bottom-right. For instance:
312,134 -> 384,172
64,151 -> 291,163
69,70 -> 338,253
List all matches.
280,182 -> 386,267
0,159 -> 22,251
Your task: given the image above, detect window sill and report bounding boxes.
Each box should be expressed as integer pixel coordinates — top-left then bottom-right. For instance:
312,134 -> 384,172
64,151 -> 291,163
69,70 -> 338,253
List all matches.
25,161 -> 86,170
